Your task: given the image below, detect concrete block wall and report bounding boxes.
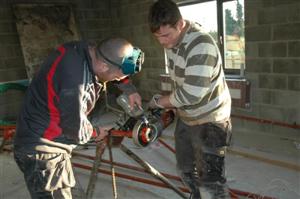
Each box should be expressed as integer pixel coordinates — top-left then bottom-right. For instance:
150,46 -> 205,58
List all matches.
232,0 -> 300,158
109,0 -> 165,100
0,0 -> 111,120
0,0 -> 27,120
0,0 -> 159,121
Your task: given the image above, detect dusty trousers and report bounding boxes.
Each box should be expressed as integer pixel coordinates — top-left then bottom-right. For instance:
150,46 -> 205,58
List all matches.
174,118 -> 232,199
14,150 -> 77,199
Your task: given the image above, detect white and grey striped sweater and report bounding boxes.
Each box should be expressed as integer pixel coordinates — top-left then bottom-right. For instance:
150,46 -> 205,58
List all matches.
166,21 -> 231,125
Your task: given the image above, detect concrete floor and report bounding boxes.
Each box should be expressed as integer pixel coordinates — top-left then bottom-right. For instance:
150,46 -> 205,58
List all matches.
0,111 -> 299,199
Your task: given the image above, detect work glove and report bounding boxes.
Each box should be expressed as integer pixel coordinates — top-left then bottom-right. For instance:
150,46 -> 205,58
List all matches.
148,94 -> 164,109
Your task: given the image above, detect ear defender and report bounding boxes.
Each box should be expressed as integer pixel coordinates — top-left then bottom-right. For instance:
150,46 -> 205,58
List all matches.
97,47 -> 144,75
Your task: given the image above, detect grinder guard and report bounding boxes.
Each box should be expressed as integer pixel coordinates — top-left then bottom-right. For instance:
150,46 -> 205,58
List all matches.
108,109 -> 175,148
132,116 -> 164,147
131,109 -> 174,147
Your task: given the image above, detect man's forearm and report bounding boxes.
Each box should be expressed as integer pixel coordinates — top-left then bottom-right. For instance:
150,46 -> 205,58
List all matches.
157,95 -> 174,109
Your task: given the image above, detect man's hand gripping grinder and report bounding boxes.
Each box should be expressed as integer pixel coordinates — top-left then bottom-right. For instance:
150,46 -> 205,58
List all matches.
116,94 -> 174,147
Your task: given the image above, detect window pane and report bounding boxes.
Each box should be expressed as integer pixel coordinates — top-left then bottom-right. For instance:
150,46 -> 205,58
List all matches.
223,0 -> 245,73
179,1 -> 218,41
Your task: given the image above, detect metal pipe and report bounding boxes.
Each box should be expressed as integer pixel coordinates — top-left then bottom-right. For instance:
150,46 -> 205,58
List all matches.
73,151 -> 182,182
229,188 -> 277,199
86,140 -> 107,199
231,114 -> 300,129
158,138 -> 176,153
72,162 -> 190,193
73,161 -> 276,199
157,139 -> 278,199
120,144 -> 188,199
108,135 -> 117,199
2,147 -> 277,199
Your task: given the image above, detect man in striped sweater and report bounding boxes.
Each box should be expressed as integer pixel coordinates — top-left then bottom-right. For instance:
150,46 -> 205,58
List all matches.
148,0 -> 232,198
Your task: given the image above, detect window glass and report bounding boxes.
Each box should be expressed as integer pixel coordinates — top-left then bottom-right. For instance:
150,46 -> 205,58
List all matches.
223,0 -> 245,74
179,1 -> 218,41
178,0 -> 245,76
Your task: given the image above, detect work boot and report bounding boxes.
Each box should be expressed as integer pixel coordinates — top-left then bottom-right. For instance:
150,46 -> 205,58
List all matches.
200,154 -> 230,198
203,182 -> 230,199
181,172 -> 202,199
189,189 -> 201,199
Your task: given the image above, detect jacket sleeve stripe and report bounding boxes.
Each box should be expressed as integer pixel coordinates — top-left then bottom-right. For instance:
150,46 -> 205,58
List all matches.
43,46 -> 66,140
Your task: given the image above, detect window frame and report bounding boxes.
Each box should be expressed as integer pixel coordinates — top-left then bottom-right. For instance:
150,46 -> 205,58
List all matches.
177,0 -> 244,77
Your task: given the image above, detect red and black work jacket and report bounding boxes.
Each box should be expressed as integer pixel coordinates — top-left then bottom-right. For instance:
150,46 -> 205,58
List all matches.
14,41 -> 135,153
